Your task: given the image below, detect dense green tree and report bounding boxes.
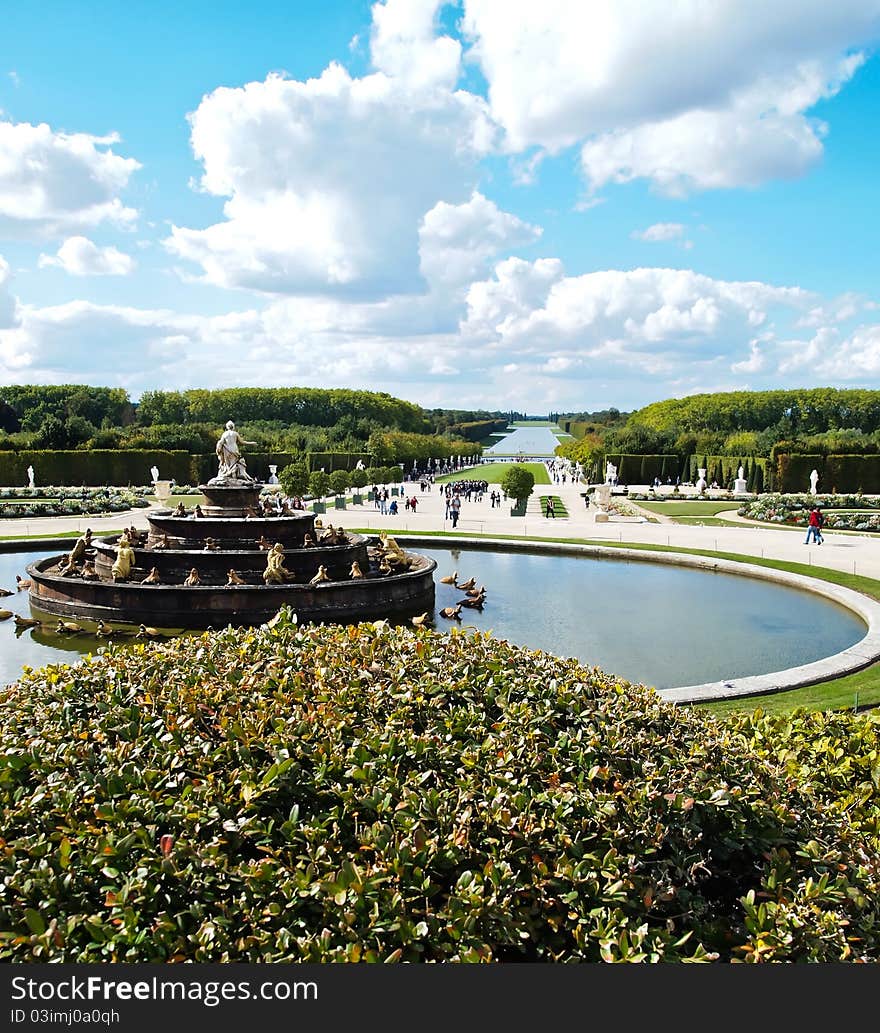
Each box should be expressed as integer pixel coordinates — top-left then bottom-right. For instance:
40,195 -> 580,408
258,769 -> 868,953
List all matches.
501,466 -> 535,502
279,461 -> 309,498
328,469 -> 350,496
308,470 -> 330,500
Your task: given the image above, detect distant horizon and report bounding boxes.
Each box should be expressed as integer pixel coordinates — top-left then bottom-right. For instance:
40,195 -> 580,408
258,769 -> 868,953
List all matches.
1,2 -> 878,410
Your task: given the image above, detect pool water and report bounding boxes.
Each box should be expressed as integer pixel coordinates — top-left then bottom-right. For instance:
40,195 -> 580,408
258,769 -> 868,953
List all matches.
0,546 -> 866,691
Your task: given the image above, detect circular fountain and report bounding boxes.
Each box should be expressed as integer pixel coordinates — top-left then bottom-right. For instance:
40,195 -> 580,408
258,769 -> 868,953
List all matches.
25,422 -> 435,629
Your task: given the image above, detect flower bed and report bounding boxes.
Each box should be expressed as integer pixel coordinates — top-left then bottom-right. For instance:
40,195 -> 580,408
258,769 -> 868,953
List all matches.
739,493 -> 880,531
0,486 -> 150,517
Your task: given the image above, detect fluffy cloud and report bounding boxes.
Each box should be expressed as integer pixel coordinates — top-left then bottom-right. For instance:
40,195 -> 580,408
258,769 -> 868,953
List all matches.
0,120 -> 139,237
580,56 -> 863,195
462,0 -> 877,192
165,64 -> 495,297
419,192 -> 541,290
38,236 -> 135,276
370,0 -> 462,90
461,260 -> 817,383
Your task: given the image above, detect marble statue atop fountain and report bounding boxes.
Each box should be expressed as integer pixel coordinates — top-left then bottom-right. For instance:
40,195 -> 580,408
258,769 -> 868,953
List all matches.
734,464 -> 748,495
209,421 -> 259,485
810,468 -> 819,495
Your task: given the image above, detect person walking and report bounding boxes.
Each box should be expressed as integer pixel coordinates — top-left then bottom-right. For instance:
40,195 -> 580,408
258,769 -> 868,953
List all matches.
546,497 -> 555,518
805,506 -> 822,544
450,495 -> 461,528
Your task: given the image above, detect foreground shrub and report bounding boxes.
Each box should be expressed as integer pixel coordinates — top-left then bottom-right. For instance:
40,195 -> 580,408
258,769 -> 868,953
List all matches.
1,617 -> 879,962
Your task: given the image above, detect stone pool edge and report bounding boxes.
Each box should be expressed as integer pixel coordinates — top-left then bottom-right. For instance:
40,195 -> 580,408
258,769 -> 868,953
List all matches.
390,533 -> 880,705
4,533 -> 879,706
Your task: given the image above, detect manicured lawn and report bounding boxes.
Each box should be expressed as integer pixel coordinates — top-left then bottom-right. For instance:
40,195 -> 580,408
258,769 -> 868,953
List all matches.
636,500 -> 740,516
672,516 -> 740,526
696,663 -> 880,717
437,462 -> 551,485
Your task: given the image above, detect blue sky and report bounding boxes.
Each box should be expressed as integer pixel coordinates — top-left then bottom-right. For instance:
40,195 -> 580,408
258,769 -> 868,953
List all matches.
1,1 -> 879,413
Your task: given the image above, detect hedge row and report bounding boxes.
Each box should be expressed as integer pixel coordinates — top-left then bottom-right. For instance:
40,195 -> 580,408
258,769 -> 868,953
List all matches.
0,451 -> 374,488
686,455 -> 770,493
3,618 -> 880,961
446,419 -> 509,442
603,454 -> 681,482
562,420 -> 593,439
774,454 -> 880,494
0,450 -> 193,487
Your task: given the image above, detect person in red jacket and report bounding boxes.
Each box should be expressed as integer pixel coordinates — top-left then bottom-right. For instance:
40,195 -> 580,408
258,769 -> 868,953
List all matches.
805,506 -> 822,545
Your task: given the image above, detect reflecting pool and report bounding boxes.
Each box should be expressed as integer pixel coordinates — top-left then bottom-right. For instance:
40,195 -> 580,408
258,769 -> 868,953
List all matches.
0,546 -> 866,691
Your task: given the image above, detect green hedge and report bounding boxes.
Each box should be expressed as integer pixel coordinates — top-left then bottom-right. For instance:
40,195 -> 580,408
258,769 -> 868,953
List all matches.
772,453 -> 880,494
0,450 -> 192,487
687,455 -> 770,492
306,452 -> 373,473
3,617 -> 880,961
562,420 -> 592,439
604,454 -> 681,483
446,419 -> 508,442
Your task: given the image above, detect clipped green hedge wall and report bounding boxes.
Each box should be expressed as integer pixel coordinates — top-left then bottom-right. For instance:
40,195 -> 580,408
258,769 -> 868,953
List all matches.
562,420 -> 592,439
772,454 -> 880,494
446,419 -> 508,442
306,452 -> 373,473
687,455 -> 770,492
604,454 -> 681,482
2,618 -> 880,962
0,450 -> 192,487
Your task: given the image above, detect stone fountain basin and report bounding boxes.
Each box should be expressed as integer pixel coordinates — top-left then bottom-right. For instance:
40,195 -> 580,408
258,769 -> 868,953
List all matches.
27,553 -> 436,629
92,533 -> 369,582
147,511 -> 316,548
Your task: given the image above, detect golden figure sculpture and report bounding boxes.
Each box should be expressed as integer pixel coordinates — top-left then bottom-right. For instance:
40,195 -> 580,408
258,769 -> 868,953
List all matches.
184,568 -> 201,586
349,560 -> 364,579
264,543 -> 293,584
111,535 -> 135,581
310,565 -> 330,584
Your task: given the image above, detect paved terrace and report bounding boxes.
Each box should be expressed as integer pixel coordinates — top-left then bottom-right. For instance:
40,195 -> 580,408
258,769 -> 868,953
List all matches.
3,474 -> 880,582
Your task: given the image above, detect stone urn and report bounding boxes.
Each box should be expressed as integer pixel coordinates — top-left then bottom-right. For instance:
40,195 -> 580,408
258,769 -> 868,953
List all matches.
153,480 -> 173,504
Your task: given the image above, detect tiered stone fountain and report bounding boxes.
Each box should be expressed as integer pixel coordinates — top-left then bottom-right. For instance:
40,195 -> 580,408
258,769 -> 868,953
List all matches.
26,422 -> 435,629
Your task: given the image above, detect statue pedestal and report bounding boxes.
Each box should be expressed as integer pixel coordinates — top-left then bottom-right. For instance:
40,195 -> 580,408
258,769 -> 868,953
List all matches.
733,478 -> 748,494
199,482 -> 263,517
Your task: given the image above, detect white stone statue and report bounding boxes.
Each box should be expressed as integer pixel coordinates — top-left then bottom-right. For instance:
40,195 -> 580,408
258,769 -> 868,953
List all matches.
355,459 -> 365,471
695,467 -> 707,492
150,465 -> 159,483
809,469 -> 819,495
26,465 -> 35,489
267,464 -> 279,485
605,461 -> 617,485
213,421 -> 258,484
734,465 -> 749,494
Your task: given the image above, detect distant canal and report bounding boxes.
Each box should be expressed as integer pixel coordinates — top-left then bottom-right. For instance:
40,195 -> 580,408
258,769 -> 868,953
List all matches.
0,546 -> 866,692
485,425 -> 560,457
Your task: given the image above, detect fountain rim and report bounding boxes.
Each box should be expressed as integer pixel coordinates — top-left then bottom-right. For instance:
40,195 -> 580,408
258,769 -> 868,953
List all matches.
8,534 -> 878,703
387,533 -> 880,704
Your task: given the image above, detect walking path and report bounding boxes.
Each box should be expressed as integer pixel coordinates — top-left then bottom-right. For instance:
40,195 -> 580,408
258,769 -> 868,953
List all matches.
4,474 -> 880,581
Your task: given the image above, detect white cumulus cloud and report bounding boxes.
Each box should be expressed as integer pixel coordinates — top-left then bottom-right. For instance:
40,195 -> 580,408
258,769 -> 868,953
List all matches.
165,64 -> 495,298
38,236 -> 135,277
0,120 -> 140,237
462,0 -> 877,192
370,0 -> 462,90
